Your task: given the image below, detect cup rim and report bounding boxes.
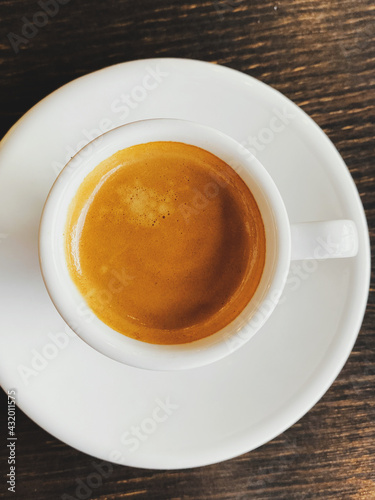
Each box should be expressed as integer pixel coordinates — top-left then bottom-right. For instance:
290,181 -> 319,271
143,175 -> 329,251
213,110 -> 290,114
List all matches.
39,118 -> 291,370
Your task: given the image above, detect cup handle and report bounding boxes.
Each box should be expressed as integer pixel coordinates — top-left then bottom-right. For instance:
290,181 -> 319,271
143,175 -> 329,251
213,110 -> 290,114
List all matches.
290,220 -> 358,261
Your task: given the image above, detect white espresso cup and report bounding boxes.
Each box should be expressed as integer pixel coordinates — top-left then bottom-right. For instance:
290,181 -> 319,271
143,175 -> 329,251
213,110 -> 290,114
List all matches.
39,119 -> 358,370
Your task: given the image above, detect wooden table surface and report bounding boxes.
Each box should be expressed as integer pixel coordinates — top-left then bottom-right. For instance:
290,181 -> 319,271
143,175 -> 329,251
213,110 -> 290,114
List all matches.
0,0 -> 374,498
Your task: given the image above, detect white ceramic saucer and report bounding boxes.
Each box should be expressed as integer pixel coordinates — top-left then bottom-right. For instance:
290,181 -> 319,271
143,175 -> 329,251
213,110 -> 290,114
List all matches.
0,58 -> 370,469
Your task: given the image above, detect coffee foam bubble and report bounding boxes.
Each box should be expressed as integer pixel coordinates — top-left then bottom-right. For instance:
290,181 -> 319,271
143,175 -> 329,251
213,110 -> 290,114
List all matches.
115,180 -> 177,227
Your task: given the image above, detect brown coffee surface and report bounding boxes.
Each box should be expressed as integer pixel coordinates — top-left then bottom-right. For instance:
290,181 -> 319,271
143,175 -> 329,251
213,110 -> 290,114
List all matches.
65,142 -> 265,344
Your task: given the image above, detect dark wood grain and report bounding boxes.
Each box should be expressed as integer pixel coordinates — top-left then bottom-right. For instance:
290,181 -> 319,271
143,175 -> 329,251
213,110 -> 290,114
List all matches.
0,0 -> 374,498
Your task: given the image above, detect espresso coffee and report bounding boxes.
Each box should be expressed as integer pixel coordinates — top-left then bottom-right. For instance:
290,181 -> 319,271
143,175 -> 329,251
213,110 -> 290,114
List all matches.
65,141 -> 265,344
